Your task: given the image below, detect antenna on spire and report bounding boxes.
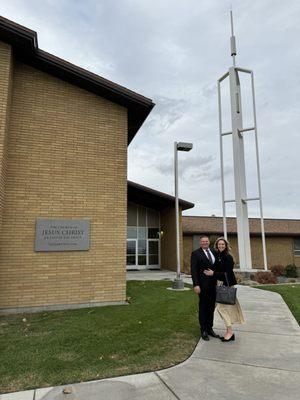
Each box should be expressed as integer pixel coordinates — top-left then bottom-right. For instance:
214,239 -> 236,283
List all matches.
230,8 -> 237,66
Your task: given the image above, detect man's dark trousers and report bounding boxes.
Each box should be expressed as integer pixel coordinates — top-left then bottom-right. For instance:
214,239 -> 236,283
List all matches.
191,247 -> 217,333
198,283 -> 216,333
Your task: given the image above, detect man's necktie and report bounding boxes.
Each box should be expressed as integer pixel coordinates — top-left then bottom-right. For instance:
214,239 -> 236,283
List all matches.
206,249 -> 213,265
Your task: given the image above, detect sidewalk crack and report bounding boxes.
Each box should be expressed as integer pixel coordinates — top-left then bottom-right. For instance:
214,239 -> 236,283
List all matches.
154,372 -> 182,400
191,356 -> 300,373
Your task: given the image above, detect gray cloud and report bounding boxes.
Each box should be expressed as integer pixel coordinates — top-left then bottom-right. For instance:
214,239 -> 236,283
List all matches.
154,154 -> 215,177
146,96 -> 190,135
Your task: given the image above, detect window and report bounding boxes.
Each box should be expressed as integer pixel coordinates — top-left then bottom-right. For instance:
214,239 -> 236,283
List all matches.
127,203 -> 137,226
137,227 -> 147,238
147,208 -> 159,227
138,240 -> 147,254
127,227 -> 137,239
138,206 -> 146,226
126,203 -> 160,267
148,228 -> 159,239
294,238 -> 300,256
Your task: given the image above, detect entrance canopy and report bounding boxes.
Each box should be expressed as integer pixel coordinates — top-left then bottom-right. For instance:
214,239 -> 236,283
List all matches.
128,181 -> 194,211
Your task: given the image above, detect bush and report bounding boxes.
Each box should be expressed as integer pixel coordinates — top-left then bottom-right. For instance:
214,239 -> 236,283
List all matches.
270,264 -> 285,276
234,272 -> 243,284
284,264 -> 298,278
252,271 -> 277,284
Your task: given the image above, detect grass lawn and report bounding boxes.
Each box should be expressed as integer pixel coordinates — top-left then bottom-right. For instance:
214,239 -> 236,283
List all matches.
256,284 -> 300,323
0,281 -> 199,394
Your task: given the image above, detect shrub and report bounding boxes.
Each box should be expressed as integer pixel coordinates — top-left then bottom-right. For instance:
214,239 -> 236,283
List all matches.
234,272 -> 243,284
284,264 -> 298,278
270,264 -> 285,276
252,271 -> 277,284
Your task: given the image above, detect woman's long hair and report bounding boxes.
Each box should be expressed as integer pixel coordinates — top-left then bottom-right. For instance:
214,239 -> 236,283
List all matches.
214,237 -> 232,255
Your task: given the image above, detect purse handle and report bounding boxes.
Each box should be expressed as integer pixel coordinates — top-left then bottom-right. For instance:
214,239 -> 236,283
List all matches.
224,272 -> 230,286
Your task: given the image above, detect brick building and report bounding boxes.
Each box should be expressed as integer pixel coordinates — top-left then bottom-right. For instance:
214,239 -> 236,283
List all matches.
0,16 -> 194,314
182,216 -> 300,273
0,17 -> 154,313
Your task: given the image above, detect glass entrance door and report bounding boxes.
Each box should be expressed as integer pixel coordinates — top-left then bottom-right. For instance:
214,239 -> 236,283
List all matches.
127,203 -> 160,270
147,239 -> 159,268
126,239 -> 137,270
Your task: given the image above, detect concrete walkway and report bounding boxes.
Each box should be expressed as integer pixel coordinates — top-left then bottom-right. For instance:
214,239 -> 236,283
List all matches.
1,271 -> 300,399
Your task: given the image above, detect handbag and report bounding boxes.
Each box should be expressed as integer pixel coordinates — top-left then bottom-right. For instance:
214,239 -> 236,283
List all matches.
216,273 -> 237,305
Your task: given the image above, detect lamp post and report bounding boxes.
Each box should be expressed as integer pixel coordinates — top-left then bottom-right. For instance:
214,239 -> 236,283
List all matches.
173,141 -> 193,290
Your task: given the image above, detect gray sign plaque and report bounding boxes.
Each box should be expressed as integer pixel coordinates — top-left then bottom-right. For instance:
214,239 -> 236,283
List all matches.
35,219 -> 90,252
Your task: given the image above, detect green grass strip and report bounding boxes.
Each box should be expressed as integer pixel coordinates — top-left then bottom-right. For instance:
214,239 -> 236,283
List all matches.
0,281 -> 199,394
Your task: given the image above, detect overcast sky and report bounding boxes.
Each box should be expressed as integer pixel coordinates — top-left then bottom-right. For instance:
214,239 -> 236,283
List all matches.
0,0 -> 299,219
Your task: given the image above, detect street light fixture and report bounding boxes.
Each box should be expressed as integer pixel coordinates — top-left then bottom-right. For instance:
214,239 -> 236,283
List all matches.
173,141 -> 193,290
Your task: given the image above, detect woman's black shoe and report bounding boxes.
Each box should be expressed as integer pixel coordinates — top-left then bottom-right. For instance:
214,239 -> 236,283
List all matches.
221,334 -> 235,342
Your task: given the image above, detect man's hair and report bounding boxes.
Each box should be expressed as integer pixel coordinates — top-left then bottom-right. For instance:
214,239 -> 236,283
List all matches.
199,235 -> 209,240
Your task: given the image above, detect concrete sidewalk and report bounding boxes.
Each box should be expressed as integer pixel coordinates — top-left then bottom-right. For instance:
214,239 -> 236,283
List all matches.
1,275 -> 300,399
126,269 -> 191,282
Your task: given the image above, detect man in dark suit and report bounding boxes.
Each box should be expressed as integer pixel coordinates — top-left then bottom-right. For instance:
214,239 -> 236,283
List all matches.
191,235 -> 219,341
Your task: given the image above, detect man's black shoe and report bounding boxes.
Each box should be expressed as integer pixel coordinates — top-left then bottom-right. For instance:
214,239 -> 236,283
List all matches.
207,329 -> 220,338
201,331 -> 209,341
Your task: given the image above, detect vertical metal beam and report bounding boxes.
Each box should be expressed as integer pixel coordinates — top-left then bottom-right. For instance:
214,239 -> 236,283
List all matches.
251,72 -> 268,271
218,80 -> 227,239
229,67 -> 252,270
230,9 -> 236,67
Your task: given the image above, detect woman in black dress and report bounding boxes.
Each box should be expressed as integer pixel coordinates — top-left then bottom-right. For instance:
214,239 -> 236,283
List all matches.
204,237 -> 244,342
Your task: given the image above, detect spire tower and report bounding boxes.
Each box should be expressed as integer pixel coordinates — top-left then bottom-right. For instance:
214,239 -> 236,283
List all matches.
217,10 -> 267,271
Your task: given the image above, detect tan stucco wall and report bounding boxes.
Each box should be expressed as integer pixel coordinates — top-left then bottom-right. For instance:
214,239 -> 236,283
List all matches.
160,206 -> 183,271
0,45 -> 128,311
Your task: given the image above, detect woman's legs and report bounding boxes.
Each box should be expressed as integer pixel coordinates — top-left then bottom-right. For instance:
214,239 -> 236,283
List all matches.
224,324 -> 233,339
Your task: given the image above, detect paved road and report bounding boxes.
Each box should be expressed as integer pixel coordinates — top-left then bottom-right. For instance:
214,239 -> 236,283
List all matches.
1,271 -> 300,399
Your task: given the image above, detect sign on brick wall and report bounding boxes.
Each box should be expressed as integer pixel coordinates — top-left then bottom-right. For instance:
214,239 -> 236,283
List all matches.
35,219 -> 90,251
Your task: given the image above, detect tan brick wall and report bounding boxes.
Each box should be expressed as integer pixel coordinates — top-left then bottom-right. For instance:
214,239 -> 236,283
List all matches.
226,235 -> 294,269
0,56 -> 128,310
0,42 -> 12,230
183,235 -> 193,274
183,234 -> 296,271
253,237 -> 294,269
160,206 -> 183,271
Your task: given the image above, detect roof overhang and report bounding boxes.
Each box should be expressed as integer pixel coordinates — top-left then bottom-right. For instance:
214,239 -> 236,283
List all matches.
128,181 -> 194,211
0,16 -> 155,144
